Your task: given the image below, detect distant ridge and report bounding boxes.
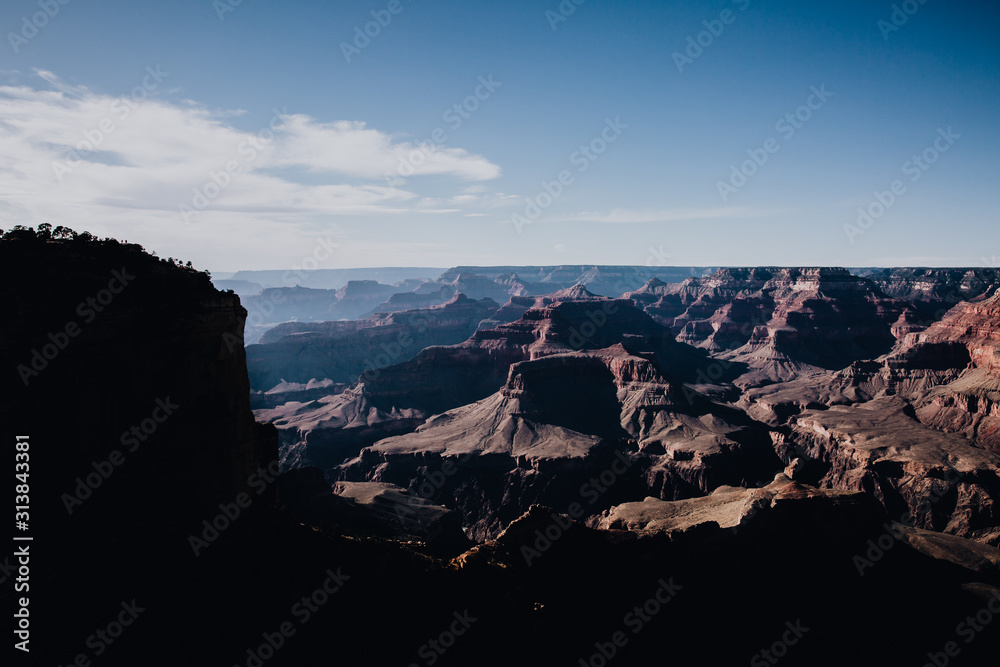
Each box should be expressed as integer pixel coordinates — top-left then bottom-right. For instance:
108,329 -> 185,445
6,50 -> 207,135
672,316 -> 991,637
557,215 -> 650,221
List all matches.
437,265 -> 716,285
219,266 -> 1000,293
217,267 -> 449,290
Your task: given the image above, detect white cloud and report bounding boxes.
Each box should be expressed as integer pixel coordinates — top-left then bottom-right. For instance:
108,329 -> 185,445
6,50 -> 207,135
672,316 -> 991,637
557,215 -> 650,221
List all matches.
0,71 -> 506,266
271,116 -> 501,181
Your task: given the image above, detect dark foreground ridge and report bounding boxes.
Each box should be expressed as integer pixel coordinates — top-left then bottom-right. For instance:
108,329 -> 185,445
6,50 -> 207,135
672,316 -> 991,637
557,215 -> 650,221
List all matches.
3,228 -> 1000,667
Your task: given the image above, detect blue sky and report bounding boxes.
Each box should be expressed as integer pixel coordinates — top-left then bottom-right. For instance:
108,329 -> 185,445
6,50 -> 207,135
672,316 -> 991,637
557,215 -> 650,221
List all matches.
1,0 -> 997,270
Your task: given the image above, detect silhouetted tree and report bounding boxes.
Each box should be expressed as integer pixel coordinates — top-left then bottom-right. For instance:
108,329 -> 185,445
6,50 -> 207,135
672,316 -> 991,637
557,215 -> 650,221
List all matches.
3,225 -> 35,241
37,223 -> 52,239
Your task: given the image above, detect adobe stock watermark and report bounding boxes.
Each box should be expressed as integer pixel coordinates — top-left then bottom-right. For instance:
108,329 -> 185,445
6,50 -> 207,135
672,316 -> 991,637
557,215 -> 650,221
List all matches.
521,450 -> 634,566
731,490 -> 772,536
750,620 -> 811,666
7,0 -> 72,54
673,0 -> 752,73
341,0 -> 410,63
222,235 -> 339,351
922,589 -> 1000,667
600,245 -> 675,300
51,600 -> 146,664
509,116 -> 628,234
178,107 -> 290,223
844,126 -> 959,244
407,610 -> 478,667
52,66 -> 170,182
545,0 -> 587,31
12,544 -> 30,653
878,0 -> 930,40
852,466 -> 962,576
679,309 -> 772,406
213,0 -> 246,21
0,553 -> 21,587
567,300 -> 621,350
681,356 -> 739,406
233,567 -> 350,667
577,577 -> 683,667
717,85 -> 833,202
16,267 -> 135,385
644,245 -> 673,267
187,460 -> 281,556
61,397 -> 180,514
390,450 -> 481,526
360,311 -> 442,382
384,75 -> 502,187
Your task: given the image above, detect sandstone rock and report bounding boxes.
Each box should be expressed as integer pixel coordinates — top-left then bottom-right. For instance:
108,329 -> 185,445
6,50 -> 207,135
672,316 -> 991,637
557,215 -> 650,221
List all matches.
339,344 -> 779,540
626,268 -> 912,387
787,397 -> 1000,545
815,292 -> 1000,451
590,475 -> 877,536
246,293 -> 499,390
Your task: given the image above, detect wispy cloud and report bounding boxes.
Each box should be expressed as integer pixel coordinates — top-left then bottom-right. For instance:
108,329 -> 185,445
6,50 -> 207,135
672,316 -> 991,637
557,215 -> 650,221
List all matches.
270,116 -> 500,181
564,206 -> 785,224
0,71 -> 504,240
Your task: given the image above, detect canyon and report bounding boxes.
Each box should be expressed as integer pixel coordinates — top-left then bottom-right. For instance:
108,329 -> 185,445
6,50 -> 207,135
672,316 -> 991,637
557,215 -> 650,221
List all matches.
6,228 -> 1000,666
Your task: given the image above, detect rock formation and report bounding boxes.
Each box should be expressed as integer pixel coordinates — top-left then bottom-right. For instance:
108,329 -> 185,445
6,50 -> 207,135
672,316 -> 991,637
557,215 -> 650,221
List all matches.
265,289 -> 714,478
246,293 -> 499,391
339,343 -> 779,540
857,267 -> 1000,325
626,268 -> 911,386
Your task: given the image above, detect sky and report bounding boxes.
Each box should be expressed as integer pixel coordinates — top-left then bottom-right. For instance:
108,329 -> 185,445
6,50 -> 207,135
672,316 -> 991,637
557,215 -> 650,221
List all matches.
0,0 -> 997,271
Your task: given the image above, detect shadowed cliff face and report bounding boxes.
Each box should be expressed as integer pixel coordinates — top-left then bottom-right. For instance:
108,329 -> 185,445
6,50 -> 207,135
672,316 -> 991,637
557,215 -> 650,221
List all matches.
1,233 -> 278,662
1,235 -> 276,535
